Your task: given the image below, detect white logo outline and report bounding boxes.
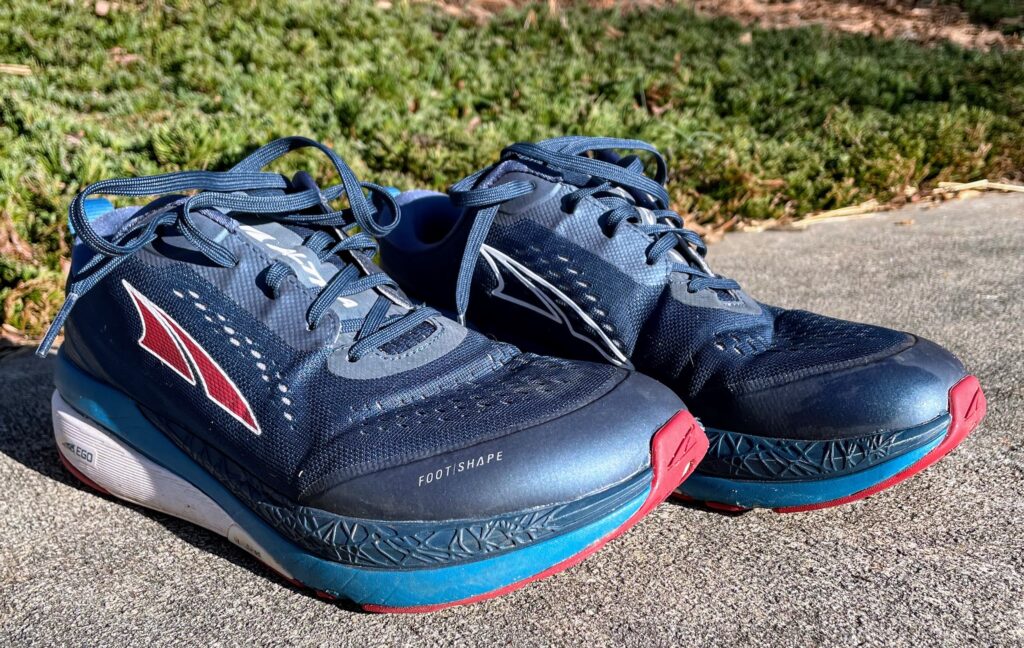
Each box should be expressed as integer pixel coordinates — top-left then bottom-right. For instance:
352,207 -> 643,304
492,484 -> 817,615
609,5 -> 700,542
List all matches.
478,244 -> 632,368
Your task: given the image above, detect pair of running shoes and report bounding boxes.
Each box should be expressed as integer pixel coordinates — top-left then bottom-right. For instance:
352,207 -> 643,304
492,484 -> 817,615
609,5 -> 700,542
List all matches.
41,136 -> 986,612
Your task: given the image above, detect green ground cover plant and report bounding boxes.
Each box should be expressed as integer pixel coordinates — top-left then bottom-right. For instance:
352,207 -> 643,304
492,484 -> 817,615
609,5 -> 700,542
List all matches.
954,0 -> 1024,32
1,0 -> 1022,336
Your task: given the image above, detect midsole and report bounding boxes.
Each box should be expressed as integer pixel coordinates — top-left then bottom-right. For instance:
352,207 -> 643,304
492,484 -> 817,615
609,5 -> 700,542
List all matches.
677,432 -> 944,508
696,414 -> 951,482
53,391 -> 295,579
52,357 -> 650,607
55,354 -> 650,569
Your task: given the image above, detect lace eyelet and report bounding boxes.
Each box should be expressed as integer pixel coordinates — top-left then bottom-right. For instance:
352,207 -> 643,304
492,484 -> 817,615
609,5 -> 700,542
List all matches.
559,195 -> 576,215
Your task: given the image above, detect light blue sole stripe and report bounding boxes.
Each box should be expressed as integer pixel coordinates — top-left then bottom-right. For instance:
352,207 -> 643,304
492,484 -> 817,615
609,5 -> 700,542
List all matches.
55,356 -> 645,608
677,433 -> 944,509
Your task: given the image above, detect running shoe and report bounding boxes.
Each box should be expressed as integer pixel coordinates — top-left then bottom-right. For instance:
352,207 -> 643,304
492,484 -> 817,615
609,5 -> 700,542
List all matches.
377,136 -> 986,513
39,137 -> 707,611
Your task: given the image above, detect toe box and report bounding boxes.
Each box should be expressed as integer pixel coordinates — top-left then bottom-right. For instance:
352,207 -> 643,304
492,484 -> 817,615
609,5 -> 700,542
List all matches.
697,335 -> 967,441
304,369 -> 686,520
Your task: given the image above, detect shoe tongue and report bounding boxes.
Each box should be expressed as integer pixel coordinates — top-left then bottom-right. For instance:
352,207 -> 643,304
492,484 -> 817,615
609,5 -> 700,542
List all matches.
477,159 -> 551,189
232,172 -> 411,325
484,154 -> 742,303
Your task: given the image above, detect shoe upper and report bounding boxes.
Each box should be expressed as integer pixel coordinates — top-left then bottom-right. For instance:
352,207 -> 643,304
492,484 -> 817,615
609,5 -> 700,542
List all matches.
379,137 -> 967,450
45,137 -> 684,526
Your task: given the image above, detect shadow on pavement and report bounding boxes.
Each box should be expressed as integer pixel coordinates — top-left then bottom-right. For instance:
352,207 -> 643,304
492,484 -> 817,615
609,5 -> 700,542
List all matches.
0,344 -> 362,612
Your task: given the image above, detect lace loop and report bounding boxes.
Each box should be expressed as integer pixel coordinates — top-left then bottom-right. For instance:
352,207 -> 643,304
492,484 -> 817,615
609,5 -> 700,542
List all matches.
230,136 -> 399,238
447,137 -> 740,322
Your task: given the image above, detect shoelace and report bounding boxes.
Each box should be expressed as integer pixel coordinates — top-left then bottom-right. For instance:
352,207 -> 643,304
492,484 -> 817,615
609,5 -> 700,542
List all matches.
448,136 -> 740,323
37,136 -> 436,360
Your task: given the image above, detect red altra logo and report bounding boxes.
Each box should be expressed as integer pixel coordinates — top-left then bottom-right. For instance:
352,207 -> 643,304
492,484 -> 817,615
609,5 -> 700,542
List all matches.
123,280 -> 261,435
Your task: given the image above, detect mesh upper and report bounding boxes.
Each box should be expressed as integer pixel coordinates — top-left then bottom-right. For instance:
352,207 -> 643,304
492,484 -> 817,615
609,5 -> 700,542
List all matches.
722,307 -> 913,391
472,170 -> 913,406
639,301 -> 913,401
309,353 -> 620,488
64,246 -> 624,504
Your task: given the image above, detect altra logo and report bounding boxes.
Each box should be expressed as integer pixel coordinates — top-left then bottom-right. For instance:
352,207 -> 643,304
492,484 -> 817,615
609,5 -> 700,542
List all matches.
478,244 -> 632,367
123,280 -> 261,435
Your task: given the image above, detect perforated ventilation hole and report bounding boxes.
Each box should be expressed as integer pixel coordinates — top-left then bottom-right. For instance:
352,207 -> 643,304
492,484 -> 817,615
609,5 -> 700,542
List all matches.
167,284 -> 296,426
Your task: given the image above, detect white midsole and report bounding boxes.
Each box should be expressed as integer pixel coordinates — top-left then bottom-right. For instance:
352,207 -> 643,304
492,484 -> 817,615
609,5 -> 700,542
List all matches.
51,390 -> 293,579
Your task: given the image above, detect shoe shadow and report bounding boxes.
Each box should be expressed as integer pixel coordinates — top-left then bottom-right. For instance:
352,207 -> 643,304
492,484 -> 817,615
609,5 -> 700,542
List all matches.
0,344 -> 361,612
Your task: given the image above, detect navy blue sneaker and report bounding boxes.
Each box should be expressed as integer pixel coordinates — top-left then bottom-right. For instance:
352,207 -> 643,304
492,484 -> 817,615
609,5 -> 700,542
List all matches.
38,137 -> 708,611
378,136 -> 987,513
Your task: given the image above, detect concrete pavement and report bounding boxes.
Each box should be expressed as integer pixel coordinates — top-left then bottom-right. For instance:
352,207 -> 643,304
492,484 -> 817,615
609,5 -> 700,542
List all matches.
2,193 -> 1021,647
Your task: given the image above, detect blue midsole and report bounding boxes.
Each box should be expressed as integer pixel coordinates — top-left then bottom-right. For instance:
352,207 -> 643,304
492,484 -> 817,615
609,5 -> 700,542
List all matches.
54,355 -> 646,608
677,431 -> 944,509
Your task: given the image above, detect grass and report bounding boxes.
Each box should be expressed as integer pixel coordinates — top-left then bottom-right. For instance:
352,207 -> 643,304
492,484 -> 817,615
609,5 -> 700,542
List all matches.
953,0 -> 1024,32
1,0 -> 1023,336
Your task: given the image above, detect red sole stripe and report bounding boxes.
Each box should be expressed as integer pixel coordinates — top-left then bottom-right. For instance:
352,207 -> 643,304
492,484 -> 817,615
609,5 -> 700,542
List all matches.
58,451 -> 111,496
776,375 -> 985,513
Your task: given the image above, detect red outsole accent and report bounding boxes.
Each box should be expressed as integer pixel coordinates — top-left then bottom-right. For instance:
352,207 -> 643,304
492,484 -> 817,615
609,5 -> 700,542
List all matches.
56,410 -> 709,614
58,451 -> 111,496
362,409 -> 709,613
682,375 -> 986,515
670,492 -> 749,513
775,375 -> 985,513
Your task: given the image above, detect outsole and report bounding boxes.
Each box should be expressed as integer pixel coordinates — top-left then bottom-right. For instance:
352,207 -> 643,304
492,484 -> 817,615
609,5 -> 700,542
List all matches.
674,375 -> 986,513
54,379 -> 708,612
